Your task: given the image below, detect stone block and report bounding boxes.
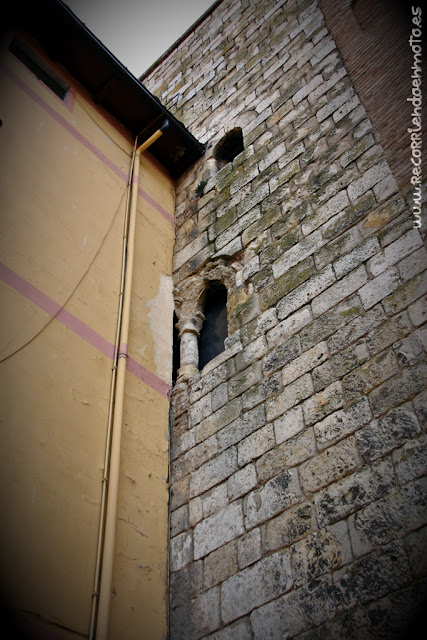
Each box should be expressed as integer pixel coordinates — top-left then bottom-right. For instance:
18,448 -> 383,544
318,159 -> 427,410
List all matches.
250,575 -> 336,639
300,294 -> 363,350
311,265 -> 368,317
333,94 -> 361,123
262,334 -> 301,375
333,237 -> 380,279
257,427 -> 316,483
267,306 -> 312,349
212,382 -> 228,411
276,265 -> 336,320
221,550 -> 293,624
292,74 -> 323,105
260,227 -> 301,271
217,404 -> 266,452
171,504 -> 189,538
405,526 -> 427,579
312,340 -> 369,391
360,193 -> 406,236
237,527 -> 262,569
316,86 -> 355,122
364,311 -> 411,357
189,393 -> 212,428
172,228 -> 209,271
334,543 -> 411,613
340,134 -> 375,168
228,463 -> 258,500
171,474 -> 190,511
202,482 -> 228,519
173,433 -> 218,481
315,227 -> 361,272
300,436 -> 361,493
382,272 -> 427,317
194,500 -> 244,559
369,362 -> 427,417
302,190 -> 349,236
399,247 -> 427,282
195,397 -> 241,443
393,433 -> 427,484
349,481 -> 427,553
170,560 -> 204,607
266,373 -> 313,421
189,497 -> 203,527
204,540 -> 238,589
291,525 -> 352,587
265,502 -> 313,552
170,530 -> 193,572
245,469 -> 301,529
272,229 -> 325,280
274,404 -> 305,445
314,396 -> 372,450
356,404 -> 421,463
208,619 -> 252,640
228,361 -> 262,400
215,207 -> 261,251
261,255 -> 316,311
235,336 -> 268,371
373,174 -> 398,202
328,304 -> 384,355
170,586 -> 220,640
368,229 -> 423,277
190,447 -> 237,498
303,381 -> 344,426
241,373 -> 281,411
314,458 -> 396,528
238,424 -> 275,466
347,161 -> 390,203
343,348 -> 400,405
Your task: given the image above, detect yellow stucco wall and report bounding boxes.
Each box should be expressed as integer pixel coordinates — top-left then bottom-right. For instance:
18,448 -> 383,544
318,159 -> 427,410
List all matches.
0,30 -> 173,640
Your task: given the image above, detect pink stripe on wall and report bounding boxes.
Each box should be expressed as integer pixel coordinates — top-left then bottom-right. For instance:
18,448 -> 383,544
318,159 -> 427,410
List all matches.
0,262 -> 171,398
139,187 -> 175,225
2,65 -> 175,225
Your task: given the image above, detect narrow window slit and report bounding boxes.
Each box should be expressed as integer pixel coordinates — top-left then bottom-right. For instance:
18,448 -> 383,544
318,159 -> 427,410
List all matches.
198,282 -> 228,370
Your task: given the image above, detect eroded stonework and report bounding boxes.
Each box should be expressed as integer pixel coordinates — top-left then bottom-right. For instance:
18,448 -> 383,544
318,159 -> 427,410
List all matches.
145,0 -> 427,638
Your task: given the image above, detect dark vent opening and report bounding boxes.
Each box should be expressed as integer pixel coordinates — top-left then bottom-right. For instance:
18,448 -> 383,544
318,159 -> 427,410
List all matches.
9,37 -> 69,100
214,128 -> 244,169
198,282 -> 228,370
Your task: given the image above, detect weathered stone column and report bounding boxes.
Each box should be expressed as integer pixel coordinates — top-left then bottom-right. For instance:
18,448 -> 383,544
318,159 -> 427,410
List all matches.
174,275 -> 206,381
176,311 -> 204,380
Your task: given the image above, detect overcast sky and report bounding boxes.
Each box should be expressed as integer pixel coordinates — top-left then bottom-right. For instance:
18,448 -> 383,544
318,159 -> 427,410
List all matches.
64,0 -> 215,77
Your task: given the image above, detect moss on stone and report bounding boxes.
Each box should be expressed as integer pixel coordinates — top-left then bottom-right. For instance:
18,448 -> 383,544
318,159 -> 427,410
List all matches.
323,192 -> 376,240
261,256 -> 316,310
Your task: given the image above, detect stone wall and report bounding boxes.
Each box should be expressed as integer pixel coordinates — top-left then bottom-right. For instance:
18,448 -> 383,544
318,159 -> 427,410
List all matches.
144,0 -> 427,638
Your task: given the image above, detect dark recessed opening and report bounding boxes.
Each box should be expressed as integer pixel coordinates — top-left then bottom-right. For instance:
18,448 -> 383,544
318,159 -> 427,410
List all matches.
198,282 -> 228,370
214,128 -> 244,170
9,37 -> 69,100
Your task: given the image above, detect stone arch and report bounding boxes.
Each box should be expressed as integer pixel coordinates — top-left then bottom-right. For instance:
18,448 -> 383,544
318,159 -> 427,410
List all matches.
173,262 -> 235,382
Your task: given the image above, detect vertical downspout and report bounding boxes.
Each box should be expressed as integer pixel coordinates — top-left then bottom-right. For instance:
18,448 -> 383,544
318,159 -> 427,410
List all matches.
93,122 -> 169,640
88,143 -> 135,640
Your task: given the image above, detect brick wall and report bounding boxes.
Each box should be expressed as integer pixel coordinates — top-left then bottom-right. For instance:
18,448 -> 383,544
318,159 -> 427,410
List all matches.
144,1 -> 427,638
318,0 -> 426,196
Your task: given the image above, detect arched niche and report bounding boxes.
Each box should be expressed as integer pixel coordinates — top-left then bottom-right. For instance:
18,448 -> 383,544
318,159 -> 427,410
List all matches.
214,128 -> 244,170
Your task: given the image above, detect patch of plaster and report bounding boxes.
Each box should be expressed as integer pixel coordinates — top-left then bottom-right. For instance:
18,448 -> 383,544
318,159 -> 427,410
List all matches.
147,274 -> 173,383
